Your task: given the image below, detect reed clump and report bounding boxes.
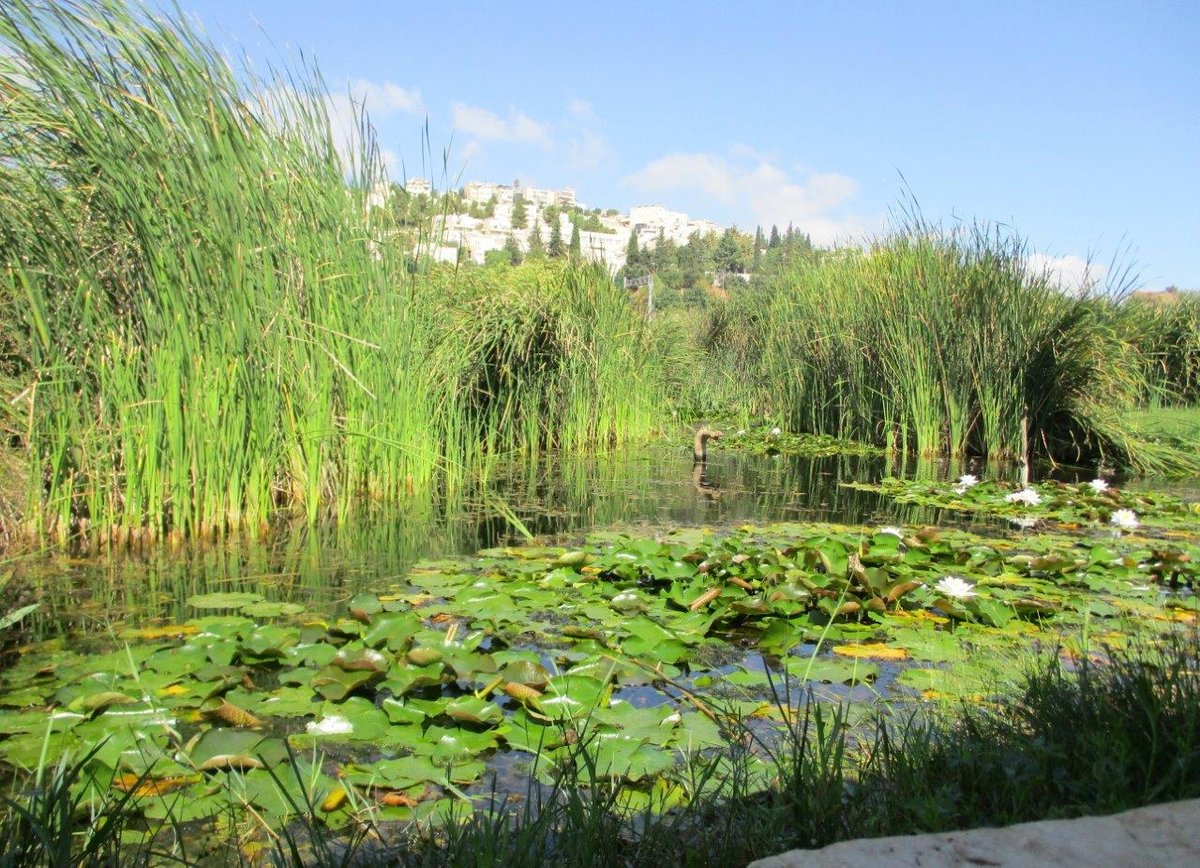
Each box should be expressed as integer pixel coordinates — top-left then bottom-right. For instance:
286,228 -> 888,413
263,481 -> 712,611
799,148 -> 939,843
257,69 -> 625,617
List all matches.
720,218 -> 1186,472
0,0 -> 671,547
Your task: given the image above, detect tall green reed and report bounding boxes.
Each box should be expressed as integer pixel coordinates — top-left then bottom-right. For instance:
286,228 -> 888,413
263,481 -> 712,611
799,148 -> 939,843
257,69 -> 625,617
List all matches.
719,216 -> 1175,470
0,0 -> 671,547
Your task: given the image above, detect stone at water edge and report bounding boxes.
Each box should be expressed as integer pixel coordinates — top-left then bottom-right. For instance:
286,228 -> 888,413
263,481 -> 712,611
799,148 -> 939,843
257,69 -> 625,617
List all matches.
749,798 -> 1200,868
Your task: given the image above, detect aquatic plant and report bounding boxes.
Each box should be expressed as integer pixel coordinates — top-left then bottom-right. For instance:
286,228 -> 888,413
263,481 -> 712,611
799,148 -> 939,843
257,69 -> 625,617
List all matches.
933,576 -> 977,600
0,0 -> 671,546
713,217 -> 1194,474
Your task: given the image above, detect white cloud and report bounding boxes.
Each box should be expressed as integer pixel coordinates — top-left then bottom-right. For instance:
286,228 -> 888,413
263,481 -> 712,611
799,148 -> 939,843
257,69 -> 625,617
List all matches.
562,99 -> 608,170
567,98 -> 599,124
347,79 -> 423,115
451,103 -> 552,148
323,79 -> 423,177
624,151 -> 867,244
1027,252 -> 1104,294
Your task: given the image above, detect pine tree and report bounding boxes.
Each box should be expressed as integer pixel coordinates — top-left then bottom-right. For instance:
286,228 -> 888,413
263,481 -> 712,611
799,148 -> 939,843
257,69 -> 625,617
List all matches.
526,222 -> 545,259
511,193 -> 528,230
504,234 -> 523,265
768,224 -> 781,248
569,223 -> 581,259
548,217 -> 564,258
624,232 -> 646,277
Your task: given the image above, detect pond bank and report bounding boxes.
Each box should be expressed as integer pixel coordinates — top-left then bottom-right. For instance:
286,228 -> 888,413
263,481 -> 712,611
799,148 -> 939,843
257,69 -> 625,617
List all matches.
752,798 -> 1200,868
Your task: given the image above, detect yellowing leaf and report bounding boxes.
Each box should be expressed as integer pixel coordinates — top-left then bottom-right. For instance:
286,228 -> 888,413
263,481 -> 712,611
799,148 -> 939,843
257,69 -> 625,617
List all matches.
321,786 -> 348,812
126,624 -> 199,640
832,643 -> 909,660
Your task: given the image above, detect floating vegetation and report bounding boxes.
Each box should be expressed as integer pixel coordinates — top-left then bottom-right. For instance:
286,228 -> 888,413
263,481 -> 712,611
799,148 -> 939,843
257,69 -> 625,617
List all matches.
0,484 -> 1196,850
848,476 -> 1200,534
694,427 -> 887,459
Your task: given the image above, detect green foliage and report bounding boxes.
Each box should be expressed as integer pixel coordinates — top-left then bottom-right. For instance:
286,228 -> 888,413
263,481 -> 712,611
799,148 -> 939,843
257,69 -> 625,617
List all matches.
569,223 -> 582,259
511,193 -> 528,229
703,218 -> 1172,471
548,217 -> 565,258
0,0 -> 670,546
526,222 -> 546,259
503,233 -> 524,265
1128,291 -> 1200,404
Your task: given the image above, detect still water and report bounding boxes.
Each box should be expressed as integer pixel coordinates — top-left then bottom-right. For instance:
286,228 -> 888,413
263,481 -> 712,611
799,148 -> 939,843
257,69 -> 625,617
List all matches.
11,447 -> 1023,644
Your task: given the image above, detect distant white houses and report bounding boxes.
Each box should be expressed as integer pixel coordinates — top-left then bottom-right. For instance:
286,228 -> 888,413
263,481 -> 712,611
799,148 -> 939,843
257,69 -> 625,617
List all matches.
417,178 -> 720,270
629,205 -> 719,247
403,177 -> 432,197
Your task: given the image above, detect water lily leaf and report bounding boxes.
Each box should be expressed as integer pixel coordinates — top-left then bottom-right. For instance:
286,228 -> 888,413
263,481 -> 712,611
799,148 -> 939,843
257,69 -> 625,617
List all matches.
536,675 -> 609,722
444,695 -> 503,726
189,729 -> 287,769
201,697 -> 262,728
236,763 -> 338,820
0,686 -> 55,708
187,592 -> 265,611
553,550 -> 592,569
887,627 -> 963,662
197,754 -> 264,772
141,784 -> 228,822
499,659 -> 551,688
330,646 -> 391,673
67,691 -> 138,715
287,643 -> 339,668
228,685 -> 317,718
591,702 -> 680,746
970,598 -> 1016,628
347,593 -> 383,623
363,612 -> 421,650
241,601 -> 305,619
381,697 -> 427,726
832,643 -> 909,661
622,618 -> 688,664
122,624 -> 199,641
311,667 -> 379,702
784,657 -> 878,685
424,724 -> 499,762
240,625 -> 300,658
343,754 -> 484,789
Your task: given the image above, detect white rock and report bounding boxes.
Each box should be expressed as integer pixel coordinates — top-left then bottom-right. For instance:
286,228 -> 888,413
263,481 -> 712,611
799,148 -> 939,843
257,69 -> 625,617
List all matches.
750,798 -> 1200,868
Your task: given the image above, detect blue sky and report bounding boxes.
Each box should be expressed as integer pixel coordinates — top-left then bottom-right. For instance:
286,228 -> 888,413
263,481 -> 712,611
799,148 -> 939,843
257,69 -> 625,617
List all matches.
175,1 -> 1198,290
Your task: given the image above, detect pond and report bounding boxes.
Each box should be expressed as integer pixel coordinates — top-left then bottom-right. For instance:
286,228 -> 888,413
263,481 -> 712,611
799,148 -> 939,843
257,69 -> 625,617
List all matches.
12,447 -> 1011,639
0,441 -> 1194,839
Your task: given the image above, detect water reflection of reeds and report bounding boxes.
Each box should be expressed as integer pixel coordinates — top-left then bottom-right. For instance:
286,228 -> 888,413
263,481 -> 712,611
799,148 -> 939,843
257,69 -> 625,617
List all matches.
12,449 -> 1027,642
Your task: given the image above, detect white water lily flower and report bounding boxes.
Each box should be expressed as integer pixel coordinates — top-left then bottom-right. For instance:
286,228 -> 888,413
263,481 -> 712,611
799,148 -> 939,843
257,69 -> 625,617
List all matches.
1088,478 -> 1110,493
958,474 -> 979,488
770,426 -> 782,436
934,576 -> 978,599
1110,509 -> 1139,531
1010,516 -> 1039,530
306,715 -> 353,736
879,526 -> 903,538
736,429 -> 746,436
1006,488 -> 1042,506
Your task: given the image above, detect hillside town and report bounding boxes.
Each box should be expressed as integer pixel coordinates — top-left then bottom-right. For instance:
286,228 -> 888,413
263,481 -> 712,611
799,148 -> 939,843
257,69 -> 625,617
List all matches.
400,178 -> 721,271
